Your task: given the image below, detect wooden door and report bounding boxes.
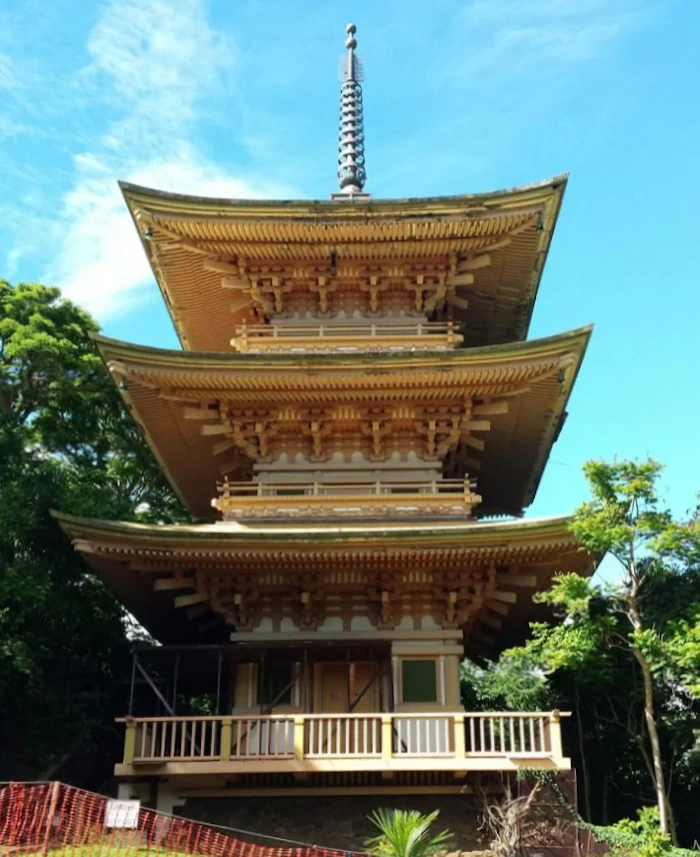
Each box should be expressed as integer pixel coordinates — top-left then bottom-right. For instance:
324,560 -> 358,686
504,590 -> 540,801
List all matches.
316,662 -> 378,754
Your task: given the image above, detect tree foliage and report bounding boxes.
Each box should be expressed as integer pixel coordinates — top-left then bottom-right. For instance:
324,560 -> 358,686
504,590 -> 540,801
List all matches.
463,459 -> 700,846
0,281 -> 183,781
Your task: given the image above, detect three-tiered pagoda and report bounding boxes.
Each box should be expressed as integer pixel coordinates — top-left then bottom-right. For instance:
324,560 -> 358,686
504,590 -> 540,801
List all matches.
55,24 -> 593,816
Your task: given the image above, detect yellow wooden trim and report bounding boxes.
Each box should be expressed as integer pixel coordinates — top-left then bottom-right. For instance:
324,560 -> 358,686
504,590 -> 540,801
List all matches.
381,715 -> 393,761
123,720 -> 136,764
453,714 -> 466,758
220,718 -> 232,760
549,709 -> 564,762
293,717 -> 305,760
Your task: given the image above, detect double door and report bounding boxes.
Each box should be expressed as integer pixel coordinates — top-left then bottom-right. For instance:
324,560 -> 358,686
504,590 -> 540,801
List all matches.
312,662 -> 380,755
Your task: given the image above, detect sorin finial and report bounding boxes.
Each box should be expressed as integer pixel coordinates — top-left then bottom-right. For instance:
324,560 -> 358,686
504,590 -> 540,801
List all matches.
336,23 -> 367,195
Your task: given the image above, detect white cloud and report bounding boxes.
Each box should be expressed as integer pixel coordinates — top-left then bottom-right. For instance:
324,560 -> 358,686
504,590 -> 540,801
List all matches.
53,149 -> 294,318
453,0 -> 648,80
48,0 -> 295,321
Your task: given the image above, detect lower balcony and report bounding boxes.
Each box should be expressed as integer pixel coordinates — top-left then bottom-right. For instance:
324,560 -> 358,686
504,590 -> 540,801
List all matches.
116,711 -> 569,777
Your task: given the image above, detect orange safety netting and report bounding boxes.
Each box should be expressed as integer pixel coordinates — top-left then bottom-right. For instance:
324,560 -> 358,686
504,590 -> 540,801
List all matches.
0,782 -> 353,857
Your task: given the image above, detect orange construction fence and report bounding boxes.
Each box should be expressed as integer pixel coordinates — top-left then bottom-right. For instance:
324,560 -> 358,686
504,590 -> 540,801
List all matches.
0,782 -> 354,857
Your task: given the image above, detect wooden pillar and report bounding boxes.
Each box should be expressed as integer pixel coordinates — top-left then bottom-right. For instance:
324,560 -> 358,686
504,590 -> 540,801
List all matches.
293,716 -> 305,760
550,710 -> 564,762
381,714 -> 393,761
453,713 -> 466,757
220,718 -> 232,759
123,718 -> 137,763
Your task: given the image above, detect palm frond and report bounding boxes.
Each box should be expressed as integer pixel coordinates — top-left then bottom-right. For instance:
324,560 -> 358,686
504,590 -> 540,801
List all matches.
366,808 -> 453,857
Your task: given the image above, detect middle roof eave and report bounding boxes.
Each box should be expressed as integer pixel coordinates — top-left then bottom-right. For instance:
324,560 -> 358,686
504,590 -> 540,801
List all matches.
93,327 -> 592,519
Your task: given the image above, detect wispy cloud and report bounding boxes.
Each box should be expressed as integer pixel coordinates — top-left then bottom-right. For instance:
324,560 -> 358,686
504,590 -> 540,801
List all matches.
44,0 -> 294,320
452,0 -> 649,81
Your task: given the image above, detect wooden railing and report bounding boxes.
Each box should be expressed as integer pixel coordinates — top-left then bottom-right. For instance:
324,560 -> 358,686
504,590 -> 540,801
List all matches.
119,711 -> 568,770
465,712 -> 553,756
213,478 -> 481,519
230,321 -> 463,353
305,714 -> 382,757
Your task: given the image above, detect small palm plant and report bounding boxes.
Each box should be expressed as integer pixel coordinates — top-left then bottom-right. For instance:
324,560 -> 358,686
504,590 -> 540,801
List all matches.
365,808 -> 453,857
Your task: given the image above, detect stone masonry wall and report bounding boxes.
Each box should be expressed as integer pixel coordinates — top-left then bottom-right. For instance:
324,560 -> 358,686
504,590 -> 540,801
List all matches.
181,794 -> 491,854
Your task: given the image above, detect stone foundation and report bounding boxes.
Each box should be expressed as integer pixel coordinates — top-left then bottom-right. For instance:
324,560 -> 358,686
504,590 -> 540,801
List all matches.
180,794 -> 490,853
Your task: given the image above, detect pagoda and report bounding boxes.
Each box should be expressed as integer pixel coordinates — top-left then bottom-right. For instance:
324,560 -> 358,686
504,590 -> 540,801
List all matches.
55,24 -> 593,815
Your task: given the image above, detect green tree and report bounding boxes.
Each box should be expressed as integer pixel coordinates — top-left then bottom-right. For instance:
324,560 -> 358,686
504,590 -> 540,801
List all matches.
0,281 -> 183,779
515,461 -> 700,841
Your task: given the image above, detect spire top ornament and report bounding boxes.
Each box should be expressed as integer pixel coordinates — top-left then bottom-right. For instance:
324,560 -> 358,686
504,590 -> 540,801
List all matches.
335,23 -> 368,197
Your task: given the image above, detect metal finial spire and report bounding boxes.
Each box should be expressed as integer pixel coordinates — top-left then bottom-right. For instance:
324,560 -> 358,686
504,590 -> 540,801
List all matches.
337,23 -> 367,195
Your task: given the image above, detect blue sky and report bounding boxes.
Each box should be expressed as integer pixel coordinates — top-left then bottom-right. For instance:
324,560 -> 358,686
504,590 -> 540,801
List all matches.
2,0 -> 699,526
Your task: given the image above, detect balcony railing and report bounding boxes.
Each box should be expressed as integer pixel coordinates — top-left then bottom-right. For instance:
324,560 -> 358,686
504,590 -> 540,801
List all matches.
118,711 -> 569,773
213,478 -> 481,519
230,322 -> 463,353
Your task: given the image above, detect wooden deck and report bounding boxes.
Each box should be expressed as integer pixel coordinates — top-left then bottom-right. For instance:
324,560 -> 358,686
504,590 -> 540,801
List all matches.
116,711 -> 569,777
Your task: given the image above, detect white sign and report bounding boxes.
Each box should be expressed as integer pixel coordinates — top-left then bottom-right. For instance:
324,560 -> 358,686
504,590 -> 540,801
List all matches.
105,799 -> 140,829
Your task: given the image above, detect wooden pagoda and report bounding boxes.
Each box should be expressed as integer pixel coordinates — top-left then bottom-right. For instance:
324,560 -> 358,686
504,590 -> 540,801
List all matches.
54,25 -> 593,810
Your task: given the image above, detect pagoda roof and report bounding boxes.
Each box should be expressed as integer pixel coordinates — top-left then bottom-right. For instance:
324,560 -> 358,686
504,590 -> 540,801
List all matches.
95,326 -> 591,519
121,175 -> 567,352
53,511 -> 594,649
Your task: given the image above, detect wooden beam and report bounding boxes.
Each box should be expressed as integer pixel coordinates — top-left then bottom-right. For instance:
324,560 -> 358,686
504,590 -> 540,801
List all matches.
473,401 -> 509,416
203,260 -> 239,275
230,295 -> 253,313
222,275 -> 250,289
153,576 -> 195,592
490,590 -> 518,604
201,423 -> 230,436
446,273 -> 474,287
465,435 -> 485,451
457,254 -> 491,272
212,438 -> 238,456
175,592 -> 209,608
485,599 -> 509,617
183,407 -> 215,420
465,420 -> 491,432
498,573 -> 538,588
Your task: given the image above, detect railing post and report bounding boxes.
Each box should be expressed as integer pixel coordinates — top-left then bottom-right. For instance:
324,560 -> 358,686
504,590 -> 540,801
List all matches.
549,710 -> 564,762
294,716 -> 305,760
453,714 -> 466,758
220,718 -> 232,760
123,717 -> 136,763
381,715 -> 393,760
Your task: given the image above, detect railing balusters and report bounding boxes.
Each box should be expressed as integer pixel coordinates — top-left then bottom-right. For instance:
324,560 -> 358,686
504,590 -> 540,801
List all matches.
124,712 -> 562,765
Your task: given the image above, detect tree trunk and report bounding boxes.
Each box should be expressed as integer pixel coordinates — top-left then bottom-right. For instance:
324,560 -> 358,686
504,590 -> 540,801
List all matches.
574,690 -> 592,821
633,647 -> 670,836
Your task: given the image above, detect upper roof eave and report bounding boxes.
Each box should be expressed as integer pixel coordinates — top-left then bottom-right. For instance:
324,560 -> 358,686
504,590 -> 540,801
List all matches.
119,174 -> 568,219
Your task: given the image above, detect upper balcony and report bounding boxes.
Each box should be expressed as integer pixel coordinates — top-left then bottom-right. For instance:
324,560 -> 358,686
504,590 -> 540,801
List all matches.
213,477 -> 481,519
230,321 -> 464,354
